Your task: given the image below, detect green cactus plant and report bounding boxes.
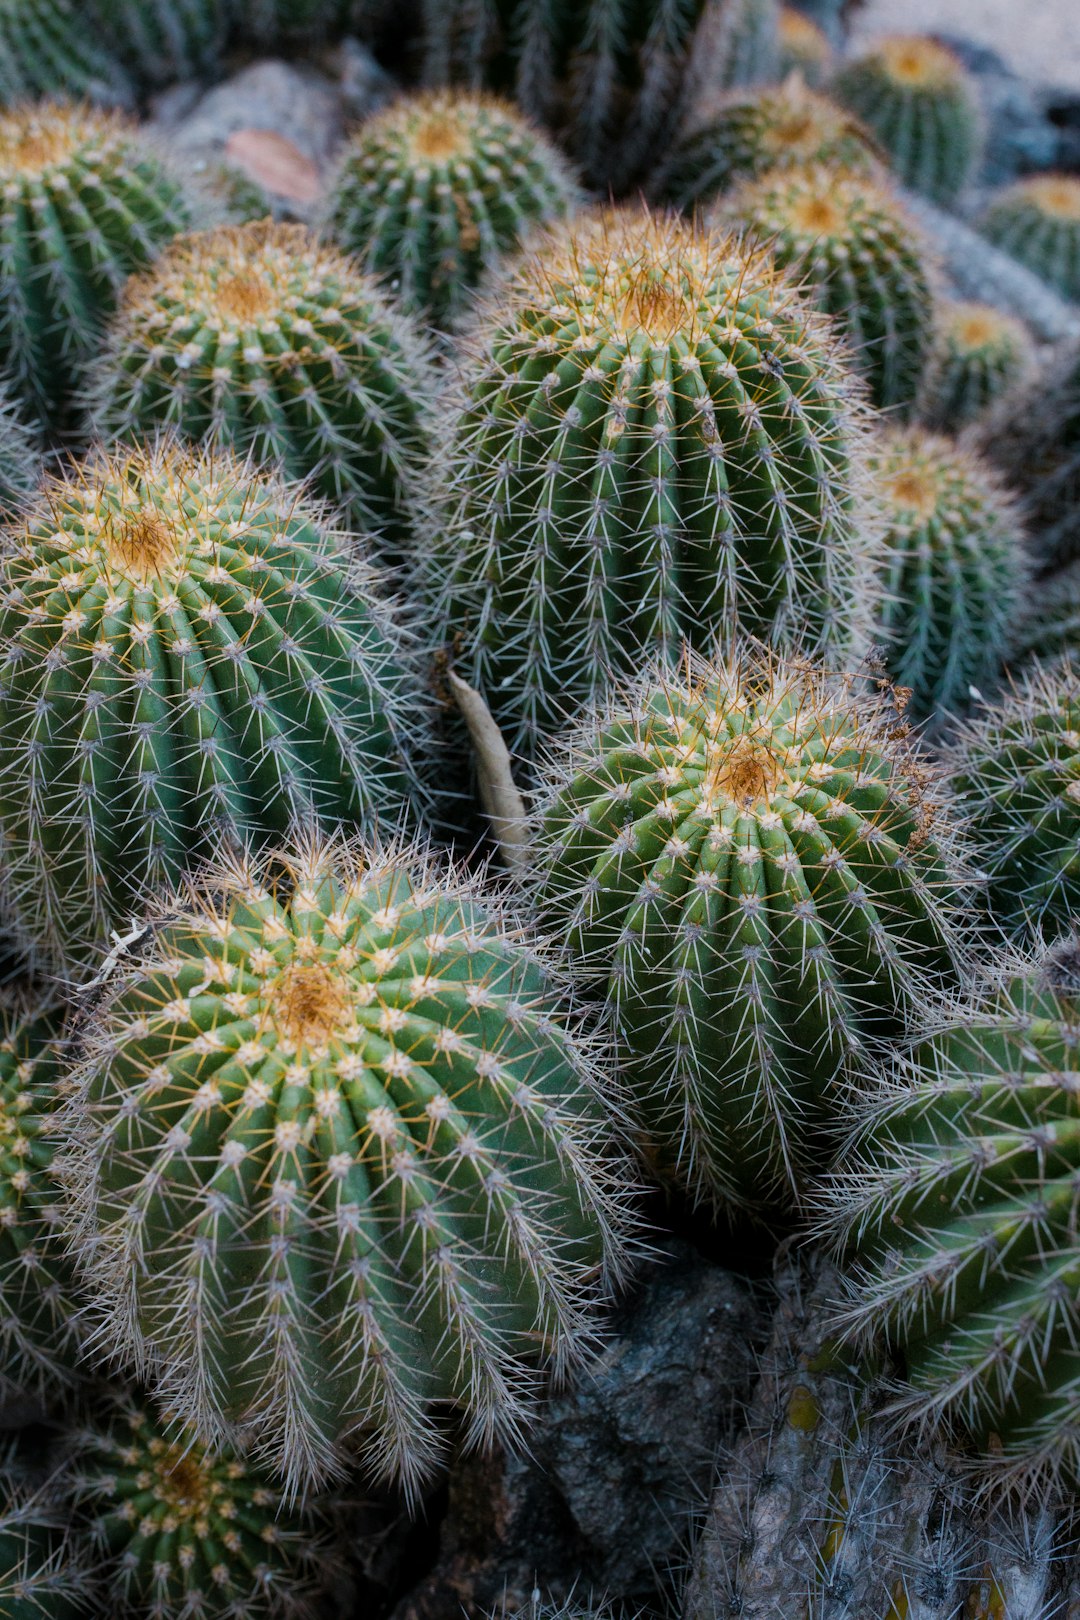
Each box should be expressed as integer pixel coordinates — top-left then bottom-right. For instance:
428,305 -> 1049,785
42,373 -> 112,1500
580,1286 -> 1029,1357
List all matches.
720,162 -> 935,412
429,209 -> 876,766
777,6 -> 832,85
326,91 -> 577,329
866,427 -> 1025,723
820,933 -> 1080,1493
0,440 -> 431,974
978,175 -> 1080,305
90,221 -> 435,557
535,646 -> 969,1218
917,299 -> 1031,432
0,0 -> 132,110
0,390 -> 37,518
0,102 -> 191,430
944,662 -> 1080,940
60,832 -> 638,1495
1011,557 -> 1080,666
91,0 -> 233,90
832,35 -> 984,206
234,0 -> 357,44
0,1467 -> 92,1619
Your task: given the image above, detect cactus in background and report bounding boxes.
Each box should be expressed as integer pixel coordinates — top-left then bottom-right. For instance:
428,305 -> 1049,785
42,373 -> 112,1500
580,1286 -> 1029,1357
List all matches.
918,298 -> 1031,432
652,78 -> 880,211
721,163 -> 935,412
777,6 -> 831,85
978,174 -> 1080,305
429,210 -> 875,766
234,0 -> 357,44
713,0 -> 781,92
945,663 -> 1080,940
92,0 -> 233,90
0,391 -> 37,518
866,428 -> 1025,723
0,0 -> 132,109
91,222 -> 435,556
821,933 -> 1080,1493
832,35 -> 984,206
0,1466 -> 92,1618
0,441 -> 431,973
0,103 -> 190,430
326,92 -> 577,329
535,648 -> 969,1217
60,833 -> 637,1495
70,1398 -> 331,1619
1012,557 -> 1080,666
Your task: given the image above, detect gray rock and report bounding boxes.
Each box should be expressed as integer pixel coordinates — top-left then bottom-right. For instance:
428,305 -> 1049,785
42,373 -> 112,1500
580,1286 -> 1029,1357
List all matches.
324,36 -> 398,122
165,58 -> 345,171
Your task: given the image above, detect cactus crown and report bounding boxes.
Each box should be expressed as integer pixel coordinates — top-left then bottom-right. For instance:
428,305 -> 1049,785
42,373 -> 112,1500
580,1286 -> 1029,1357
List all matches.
871,34 -> 968,89
919,298 -> 1030,431
979,174 -> 1080,304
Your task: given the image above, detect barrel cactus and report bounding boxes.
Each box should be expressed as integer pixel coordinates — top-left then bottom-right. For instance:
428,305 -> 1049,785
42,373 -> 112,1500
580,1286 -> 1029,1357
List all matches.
978,175 -> 1080,305
867,427 -> 1025,723
821,933 -> 1080,1493
326,91 -> 577,329
0,1468 -> 92,1619
0,440 -> 431,974
0,0 -> 131,109
777,6 -> 831,85
0,102 -> 190,430
430,209 -> 875,766
918,299 -> 1030,432
832,35 -> 984,206
535,647 -> 969,1217
1012,557 -> 1080,667
92,0 -> 232,89
944,662 -> 1080,941
721,162 -> 935,412
90,221 -> 435,556
60,833 -> 637,1494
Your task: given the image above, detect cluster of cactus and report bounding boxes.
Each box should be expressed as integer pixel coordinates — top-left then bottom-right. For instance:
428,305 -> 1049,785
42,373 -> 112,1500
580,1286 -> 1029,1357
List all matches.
918,299 -> 1030,431
326,91 -> 576,328
979,174 -> 1080,304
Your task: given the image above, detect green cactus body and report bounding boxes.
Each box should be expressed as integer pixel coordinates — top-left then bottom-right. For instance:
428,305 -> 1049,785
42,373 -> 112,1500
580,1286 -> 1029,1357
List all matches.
535,651 -> 967,1216
0,0 -> 132,109
0,441 -> 430,973
867,429 -> 1025,723
235,0 -> 353,42
653,78 -> 880,211
326,92 -> 577,329
945,664 -> 1080,940
777,6 -> 832,85
721,163 -> 935,412
832,35 -> 984,206
918,299 -> 1030,432
92,0 -> 233,89
714,0 -> 781,92
0,391 -> 37,518
61,835 -> 636,1495
0,1475 -> 90,1619
0,104 -> 190,430
71,1400 -> 329,1619
822,935 -> 1080,1492
1012,558 -> 1080,666
91,222 -> 435,557
430,211 -> 874,766
979,175 -> 1080,305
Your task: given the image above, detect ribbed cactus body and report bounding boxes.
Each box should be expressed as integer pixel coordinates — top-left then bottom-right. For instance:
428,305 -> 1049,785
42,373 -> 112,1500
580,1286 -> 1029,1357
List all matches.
0,442 -> 429,973
430,212 -> 873,765
979,175 -> 1080,304
918,299 -> 1030,432
822,936 -> 1080,1491
722,163 -> 934,411
714,0 -> 781,91
945,664 -> 1080,940
0,1474 -> 90,1619
0,392 -> 37,518
0,104 -> 190,430
0,0 -> 131,109
867,429 -> 1024,722
777,6 -> 831,85
536,651 -> 967,1216
62,835 -> 635,1494
832,35 -> 983,206
1013,558 -> 1080,666
93,0 -> 233,89
327,92 -> 576,329
92,222 -> 434,556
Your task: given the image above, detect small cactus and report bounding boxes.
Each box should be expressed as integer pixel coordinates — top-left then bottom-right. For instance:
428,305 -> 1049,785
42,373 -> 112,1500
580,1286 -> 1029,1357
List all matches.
978,175 -> 1080,305
917,298 -> 1031,432
90,221 -> 436,556
0,102 -> 190,430
429,209 -> 875,765
721,162 -> 935,412
777,6 -> 832,85
1011,557 -> 1080,667
944,662 -> 1080,940
535,646 -> 969,1217
92,0 -> 232,90
832,35 -> 984,206
866,427 -> 1025,723
0,1466 -> 92,1619
820,933 -> 1080,1493
60,832 -> 637,1495
0,0 -> 131,110
326,91 -> 577,329
0,440 -> 431,973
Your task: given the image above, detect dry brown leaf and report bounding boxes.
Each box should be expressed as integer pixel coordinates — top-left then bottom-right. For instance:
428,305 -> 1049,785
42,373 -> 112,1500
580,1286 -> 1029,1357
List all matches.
223,129 -> 322,205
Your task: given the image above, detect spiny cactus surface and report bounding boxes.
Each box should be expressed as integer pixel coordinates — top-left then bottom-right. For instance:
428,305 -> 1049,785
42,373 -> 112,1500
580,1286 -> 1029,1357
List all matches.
535,648 -> 968,1217
1012,556 -> 1080,667
60,834 -> 636,1495
0,390 -> 37,518
918,299 -> 1030,432
326,91 -> 576,329
0,0 -> 132,109
430,210 -> 875,766
92,0 -> 233,89
0,1468 -> 91,1619
0,441 -> 430,973
979,175 -> 1080,305
777,6 -> 831,85
91,221 -> 435,556
867,427 -> 1025,722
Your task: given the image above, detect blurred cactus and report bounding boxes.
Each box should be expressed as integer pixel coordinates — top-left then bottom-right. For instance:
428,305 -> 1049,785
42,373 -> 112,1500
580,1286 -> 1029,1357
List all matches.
0,1464 -> 92,1619
918,299 -> 1030,432
0,0 -> 132,109
92,0 -> 233,90
777,6 -> 831,85
979,175 -> 1080,305
234,0 -> 357,43
1012,557 -> 1080,666
0,390 -> 37,518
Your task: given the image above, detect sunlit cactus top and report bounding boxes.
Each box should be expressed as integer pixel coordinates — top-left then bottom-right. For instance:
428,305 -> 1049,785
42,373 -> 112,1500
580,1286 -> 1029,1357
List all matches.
777,6 -> 832,85
978,173 -> 1080,304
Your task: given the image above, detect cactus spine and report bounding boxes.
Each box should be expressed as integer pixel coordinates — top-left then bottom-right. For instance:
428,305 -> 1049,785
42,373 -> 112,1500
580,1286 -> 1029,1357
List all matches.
535,647 -> 969,1217
91,221 -> 436,557
0,0 -> 131,110
979,175 -> 1080,305
0,1466 -> 92,1619
326,92 -> 577,329
429,209 -> 875,765
918,299 -> 1030,433
60,833 -> 637,1495
0,441 -> 431,973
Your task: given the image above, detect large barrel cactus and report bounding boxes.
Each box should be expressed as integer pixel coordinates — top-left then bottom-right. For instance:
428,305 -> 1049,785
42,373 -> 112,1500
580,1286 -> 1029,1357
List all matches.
979,174 -> 1080,305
